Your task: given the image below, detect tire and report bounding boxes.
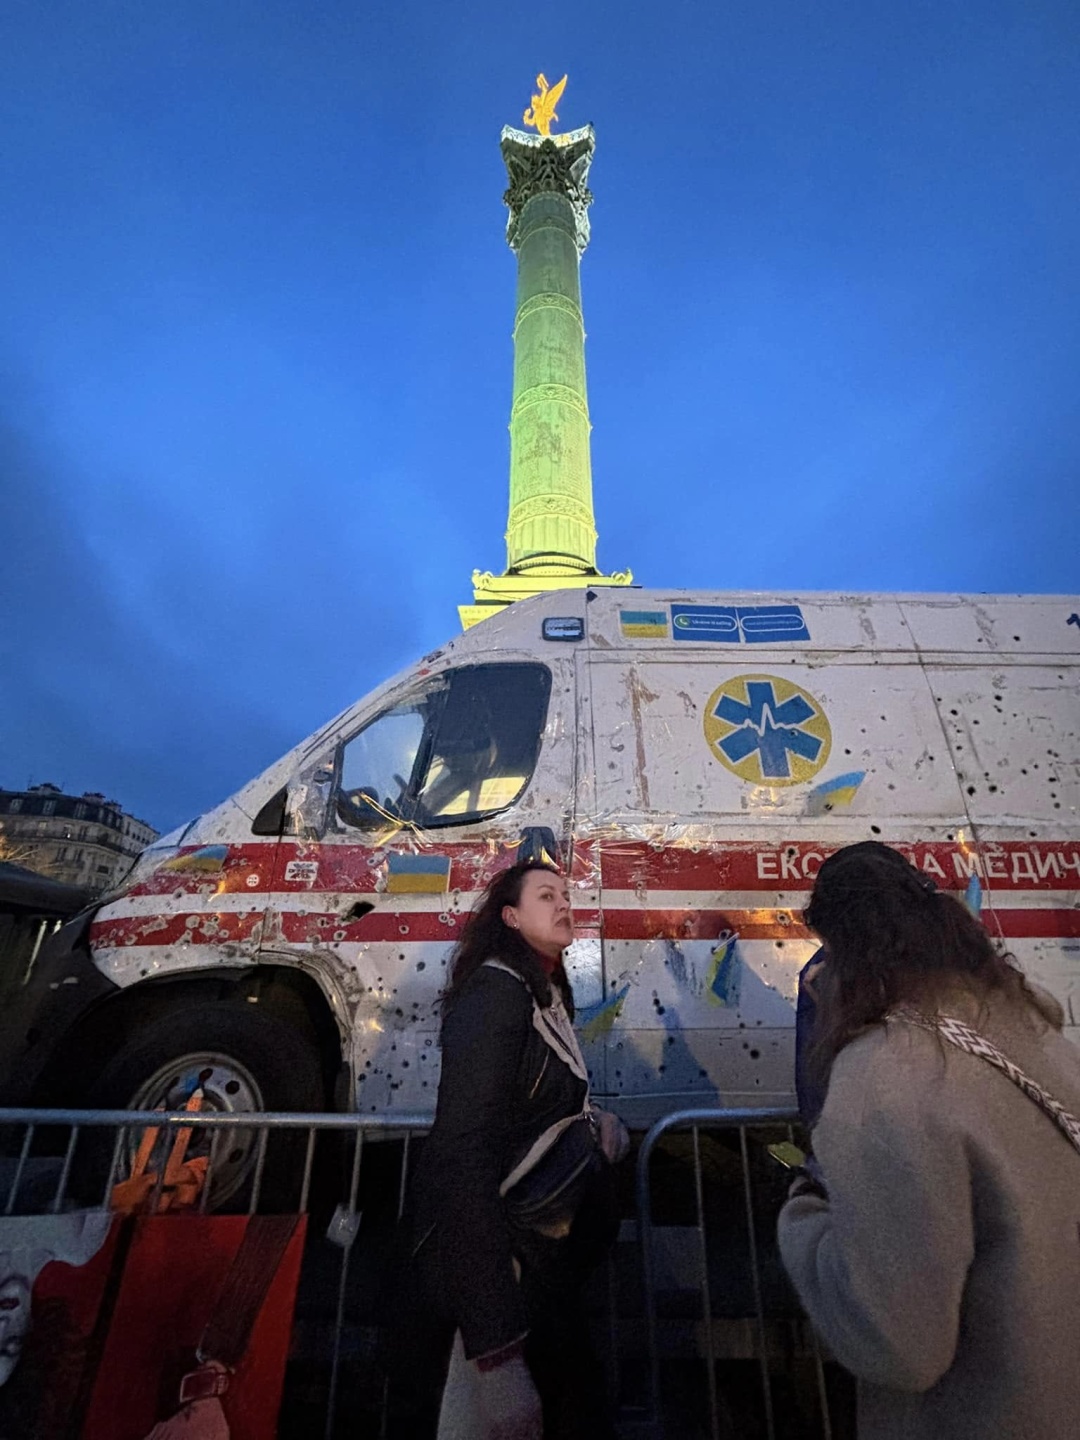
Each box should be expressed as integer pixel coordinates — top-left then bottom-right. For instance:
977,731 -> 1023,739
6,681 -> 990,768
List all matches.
85,1000 -> 327,1212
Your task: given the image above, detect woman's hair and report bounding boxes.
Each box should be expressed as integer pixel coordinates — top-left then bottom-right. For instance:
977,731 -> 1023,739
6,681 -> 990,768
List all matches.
804,840 -> 1034,1077
441,860 -> 573,1019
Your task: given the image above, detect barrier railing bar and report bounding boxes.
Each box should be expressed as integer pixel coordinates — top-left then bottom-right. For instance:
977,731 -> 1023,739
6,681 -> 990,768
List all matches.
692,1125 -> 721,1440
740,1125 -> 776,1440
199,1128 -> 223,1215
102,1125 -> 126,1210
249,1126 -> 270,1216
51,1124 -> 80,1214
299,1126 -> 318,1215
635,1108 -> 799,1435
5,1124 -> 34,1215
326,1127 -> 365,1440
377,1132 -> 418,1440
0,1108 -> 434,1130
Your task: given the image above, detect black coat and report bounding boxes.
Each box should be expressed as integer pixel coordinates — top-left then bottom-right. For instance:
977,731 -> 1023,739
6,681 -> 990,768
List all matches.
410,960 -> 588,1359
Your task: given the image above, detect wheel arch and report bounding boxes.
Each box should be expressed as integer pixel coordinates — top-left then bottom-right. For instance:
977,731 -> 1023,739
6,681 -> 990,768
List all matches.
37,962 -> 348,1109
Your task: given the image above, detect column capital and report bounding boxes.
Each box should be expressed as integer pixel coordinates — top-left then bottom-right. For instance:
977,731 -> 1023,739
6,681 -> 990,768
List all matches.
500,125 -> 595,254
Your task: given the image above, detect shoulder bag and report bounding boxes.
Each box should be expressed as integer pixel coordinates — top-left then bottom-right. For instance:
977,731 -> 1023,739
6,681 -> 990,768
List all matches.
483,960 -> 604,1236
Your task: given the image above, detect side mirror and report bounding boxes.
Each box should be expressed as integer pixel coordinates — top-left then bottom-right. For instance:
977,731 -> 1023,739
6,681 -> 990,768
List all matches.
517,826 -> 559,867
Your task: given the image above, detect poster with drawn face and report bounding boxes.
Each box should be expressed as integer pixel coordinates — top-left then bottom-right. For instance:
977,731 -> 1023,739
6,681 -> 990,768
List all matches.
0,1213 -> 113,1389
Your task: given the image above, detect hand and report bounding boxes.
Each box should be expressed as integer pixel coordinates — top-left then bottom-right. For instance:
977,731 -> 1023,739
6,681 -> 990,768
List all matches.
593,1107 -> 630,1164
143,1397 -> 230,1439
474,1353 -> 543,1440
787,1157 -> 827,1202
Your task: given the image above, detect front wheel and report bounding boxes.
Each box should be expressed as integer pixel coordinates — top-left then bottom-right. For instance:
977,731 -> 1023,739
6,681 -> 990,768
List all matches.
88,1000 -> 328,1209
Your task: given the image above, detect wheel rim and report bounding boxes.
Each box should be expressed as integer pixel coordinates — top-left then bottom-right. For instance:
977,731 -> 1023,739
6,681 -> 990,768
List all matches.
126,1051 -> 266,1207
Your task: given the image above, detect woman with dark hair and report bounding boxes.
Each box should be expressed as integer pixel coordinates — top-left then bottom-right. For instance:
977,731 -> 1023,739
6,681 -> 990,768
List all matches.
778,841 -> 1080,1440
402,861 -> 627,1440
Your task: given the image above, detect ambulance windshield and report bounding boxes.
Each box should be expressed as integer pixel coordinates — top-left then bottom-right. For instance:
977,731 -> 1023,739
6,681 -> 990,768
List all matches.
337,663 -> 552,829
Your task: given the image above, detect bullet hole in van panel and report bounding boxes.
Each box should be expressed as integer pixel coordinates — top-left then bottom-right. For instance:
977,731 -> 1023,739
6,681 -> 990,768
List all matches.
870,825 -> 881,834
967,786 -> 976,796
416,960 -> 426,971
749,1049 -> 760,1060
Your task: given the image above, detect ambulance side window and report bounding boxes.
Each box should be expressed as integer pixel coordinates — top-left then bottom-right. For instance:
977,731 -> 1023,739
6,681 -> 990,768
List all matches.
336,663 -> 552,830
338,704 -> 427,828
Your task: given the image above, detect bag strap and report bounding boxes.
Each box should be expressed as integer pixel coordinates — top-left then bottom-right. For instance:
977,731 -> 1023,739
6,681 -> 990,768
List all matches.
198,1214 -> 300,1367
886,1009 -> 1080,1157
482,959 -> 589,1083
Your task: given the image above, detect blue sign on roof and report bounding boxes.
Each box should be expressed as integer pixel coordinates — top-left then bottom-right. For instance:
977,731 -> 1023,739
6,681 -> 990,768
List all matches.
671,604 -> 810,644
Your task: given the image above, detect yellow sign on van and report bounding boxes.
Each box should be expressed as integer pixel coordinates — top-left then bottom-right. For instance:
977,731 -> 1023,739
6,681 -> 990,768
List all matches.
703,674 -> 831,786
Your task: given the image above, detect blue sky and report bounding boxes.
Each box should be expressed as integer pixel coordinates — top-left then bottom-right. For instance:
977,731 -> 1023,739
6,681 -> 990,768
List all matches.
1,0 -> 1077,834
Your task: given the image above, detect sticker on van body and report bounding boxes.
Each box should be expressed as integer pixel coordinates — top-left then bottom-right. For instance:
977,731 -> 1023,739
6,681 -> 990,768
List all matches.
620,610 -> 668,639
704,674 -> 831,785
671,604 -> 811,643
385,853 -> 451,894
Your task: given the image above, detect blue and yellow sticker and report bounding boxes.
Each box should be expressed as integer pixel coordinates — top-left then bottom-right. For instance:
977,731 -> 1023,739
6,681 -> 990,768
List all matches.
704,674 -> 831,786
672,604 -> 811,644
386,853 -> 451,894
620,609 -> 668,639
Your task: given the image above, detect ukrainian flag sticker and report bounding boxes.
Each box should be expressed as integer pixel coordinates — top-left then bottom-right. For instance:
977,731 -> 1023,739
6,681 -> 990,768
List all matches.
620,610 -> 668,639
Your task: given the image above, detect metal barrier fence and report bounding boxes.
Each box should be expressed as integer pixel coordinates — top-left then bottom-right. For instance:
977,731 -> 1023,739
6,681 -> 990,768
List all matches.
636,1107 -> 842,1440
0,1106 -> 431,1439
0,1106 -> 846,1438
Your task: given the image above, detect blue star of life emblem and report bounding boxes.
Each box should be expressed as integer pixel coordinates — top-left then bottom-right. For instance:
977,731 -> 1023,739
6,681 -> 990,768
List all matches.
703,675 -> 831,786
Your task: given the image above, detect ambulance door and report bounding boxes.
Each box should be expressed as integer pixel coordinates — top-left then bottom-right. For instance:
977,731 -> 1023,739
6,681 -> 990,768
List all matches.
264,656 -> 579,1113
587,646 -> 966,1121
921,659 -> 1080,1046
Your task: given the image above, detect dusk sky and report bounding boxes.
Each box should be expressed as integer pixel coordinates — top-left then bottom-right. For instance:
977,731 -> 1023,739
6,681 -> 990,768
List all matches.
2,0 -> 1078,835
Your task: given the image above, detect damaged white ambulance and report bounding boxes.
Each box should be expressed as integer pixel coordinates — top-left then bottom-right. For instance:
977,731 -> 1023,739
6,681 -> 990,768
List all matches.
5,589 -> 1078,1146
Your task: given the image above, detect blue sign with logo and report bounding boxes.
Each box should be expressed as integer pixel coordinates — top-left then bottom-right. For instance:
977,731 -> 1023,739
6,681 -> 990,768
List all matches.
672,604 -> 810,643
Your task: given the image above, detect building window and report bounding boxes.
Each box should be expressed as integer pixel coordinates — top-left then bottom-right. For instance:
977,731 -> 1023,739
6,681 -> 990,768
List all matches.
55,846 -> 68,861
75,803 -> 87,819
42,800 -> 56,815
7,798 -> 21,813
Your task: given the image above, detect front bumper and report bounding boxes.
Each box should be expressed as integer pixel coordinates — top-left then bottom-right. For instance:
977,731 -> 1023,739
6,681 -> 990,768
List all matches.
0,911 -> 120,1105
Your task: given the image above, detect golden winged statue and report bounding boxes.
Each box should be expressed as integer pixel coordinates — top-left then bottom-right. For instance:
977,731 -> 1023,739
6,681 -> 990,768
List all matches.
523,73 -> 567,138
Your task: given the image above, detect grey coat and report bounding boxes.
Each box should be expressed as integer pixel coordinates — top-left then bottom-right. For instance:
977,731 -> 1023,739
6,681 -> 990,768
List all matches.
778,983 -> 1080,1440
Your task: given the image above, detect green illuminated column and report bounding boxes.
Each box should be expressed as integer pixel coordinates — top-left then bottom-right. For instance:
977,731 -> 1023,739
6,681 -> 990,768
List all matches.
460,125 -> 630,630
504,127 -> 597,573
